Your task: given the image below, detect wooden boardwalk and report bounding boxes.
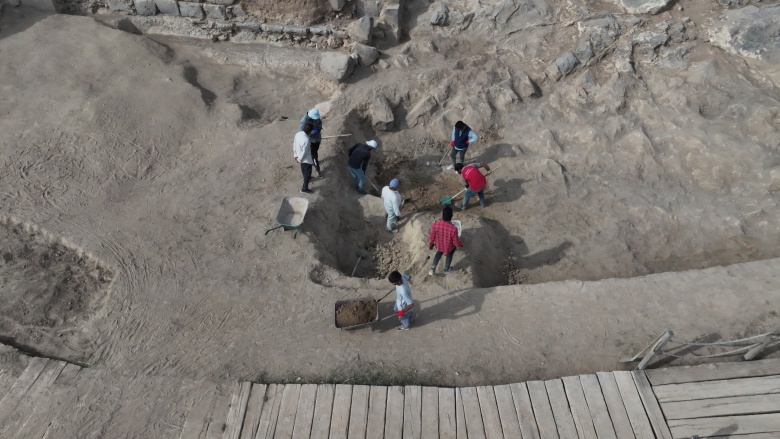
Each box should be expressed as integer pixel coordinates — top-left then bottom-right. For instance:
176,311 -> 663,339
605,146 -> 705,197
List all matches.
1,357 -> 780,437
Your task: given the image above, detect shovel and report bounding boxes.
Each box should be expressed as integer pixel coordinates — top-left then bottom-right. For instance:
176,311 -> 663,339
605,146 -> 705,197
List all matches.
351,249 -> 369,276
321,134 -> 352,139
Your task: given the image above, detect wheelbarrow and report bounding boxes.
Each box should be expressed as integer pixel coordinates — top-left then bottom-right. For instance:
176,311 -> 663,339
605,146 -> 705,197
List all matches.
264,197 -> 309,239
335,288 -> 396,330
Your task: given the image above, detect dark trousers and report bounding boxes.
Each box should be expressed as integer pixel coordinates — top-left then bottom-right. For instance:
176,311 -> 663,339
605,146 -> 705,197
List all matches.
450,148 -> 466,167
300,163 -> 312,190
432,249 -> 456,270
311,142 -> 321,174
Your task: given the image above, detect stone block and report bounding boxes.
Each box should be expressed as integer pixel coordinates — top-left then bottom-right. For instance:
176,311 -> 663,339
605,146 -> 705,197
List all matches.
348,15 -> 373,44
369,96 -> 394,131
429,2 -> 448,26
107,0 -> 133,12
178,1 -> 203,18
262,23 -> 284,33
320,52 -> 356,81
154,0 -> 178,15
202,3 -> 226,19
237,21 -> 260,31
618,0 -> 671,14
230,5 -> 246,17
352,43 -> 380,65
284,26 -> 309,36
133,0 -> 156,15
381,5 -> 401,40
205,0 -> 232,4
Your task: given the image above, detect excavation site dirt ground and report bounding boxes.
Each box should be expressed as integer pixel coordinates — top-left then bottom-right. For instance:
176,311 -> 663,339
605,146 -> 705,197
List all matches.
0,0 -> 779,395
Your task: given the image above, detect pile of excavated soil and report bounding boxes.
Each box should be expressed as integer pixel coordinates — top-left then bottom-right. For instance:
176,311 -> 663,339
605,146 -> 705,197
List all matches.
335,299 -> 377,327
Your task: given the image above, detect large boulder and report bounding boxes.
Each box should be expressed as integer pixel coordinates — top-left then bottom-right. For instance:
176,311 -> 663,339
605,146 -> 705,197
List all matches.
352,43 -> 380,65
320,53 -> 356,81
616,0 -> 671,15
370,96 -> 394,131
709,5 -> 780,64
133,0 -> 156,15
348,16 -> 373,45
202,3 -> 226,19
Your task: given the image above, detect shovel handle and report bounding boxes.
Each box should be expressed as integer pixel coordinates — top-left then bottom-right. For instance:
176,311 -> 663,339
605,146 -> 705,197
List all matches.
321,134 -> 352,139
376,287 -> 395,303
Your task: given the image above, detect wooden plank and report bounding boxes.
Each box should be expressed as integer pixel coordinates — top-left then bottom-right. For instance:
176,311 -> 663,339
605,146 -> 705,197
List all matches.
455,388 -> 468,439
403,385 -> 423,439
328,384 -> 352,439
562,376 -> 598,439
439,387 -> 457,439
239,384 -> 267,439
365,386 -> 387,438
347,385 -> 370,439
54,363 -> 82,385
662,393 -> 780,420
308,384 -> 334,439
493,385 -> 522,439
595,372 -> 636,439
206,382 -> 240,439
255,384 -> 285,439
180,382 -> 219,439
223,382 -> 251,439
476,386 -> 504,439
579,375 -> 617,439
646,358 -> 780,385
632,371 -> 673,439
0,369 -> 15,397
291,384 -> 318,439
545,379 -> 578,439
460,387 -> 487,439
652,375 -> 780,403
384,386 -> 404,439
527,381 -> 559,439
668,413 -> 780,438
510,382 -> 541,439
613,371 -> 655,439
1,360 -> 66,438
422,386 -> 439,438
0,357 -> 49,424
273,384 -> 301,439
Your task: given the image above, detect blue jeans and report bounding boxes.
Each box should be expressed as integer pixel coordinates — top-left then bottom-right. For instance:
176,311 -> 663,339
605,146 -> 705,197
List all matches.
461,188 -> 485,208
394,303 -> 417,329
347,166 -> 366,190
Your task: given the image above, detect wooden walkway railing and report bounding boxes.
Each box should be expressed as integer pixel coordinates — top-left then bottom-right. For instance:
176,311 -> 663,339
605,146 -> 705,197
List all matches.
1,356 -> 780,437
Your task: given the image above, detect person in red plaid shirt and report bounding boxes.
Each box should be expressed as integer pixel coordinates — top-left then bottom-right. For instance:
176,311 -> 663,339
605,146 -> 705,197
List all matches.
427,207 -> 464,275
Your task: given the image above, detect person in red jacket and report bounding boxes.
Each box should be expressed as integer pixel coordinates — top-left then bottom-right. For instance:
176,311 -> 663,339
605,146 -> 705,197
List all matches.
428,207 -> 464,275
454,162 -> 491,210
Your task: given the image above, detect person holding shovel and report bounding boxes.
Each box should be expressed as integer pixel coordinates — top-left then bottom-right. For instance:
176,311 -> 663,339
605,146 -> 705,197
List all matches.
388,271 -> 416,331
381,178 -> 402,234
347,140 -> 378,194
428,206 -> 464,275
299,108 -> 323,177
293,124 -> 315,194
454,162 -> 491,210
449,120 -> 479,170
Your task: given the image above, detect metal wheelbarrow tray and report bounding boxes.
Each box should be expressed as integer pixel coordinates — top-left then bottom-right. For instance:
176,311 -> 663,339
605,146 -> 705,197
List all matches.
264,197 -> 309,238
334,297 -> 380,330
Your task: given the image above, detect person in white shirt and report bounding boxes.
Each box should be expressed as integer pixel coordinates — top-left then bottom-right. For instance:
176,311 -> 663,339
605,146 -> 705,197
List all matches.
293,124 -> 314,194
388,271 -> 416,331
381,178 -> 402,234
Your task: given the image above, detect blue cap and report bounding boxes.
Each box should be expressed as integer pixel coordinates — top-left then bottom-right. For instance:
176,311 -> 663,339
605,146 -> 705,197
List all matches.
389,179 -> 399,188
308,108 -> 320,119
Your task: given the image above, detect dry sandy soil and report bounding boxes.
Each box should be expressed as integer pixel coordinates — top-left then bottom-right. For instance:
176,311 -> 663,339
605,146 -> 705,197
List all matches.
0,0 -> 779,392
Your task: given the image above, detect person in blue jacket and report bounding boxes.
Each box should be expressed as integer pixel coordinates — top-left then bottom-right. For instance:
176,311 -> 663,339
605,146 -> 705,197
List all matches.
300,108 -> 323,177
449,120 -> 479,169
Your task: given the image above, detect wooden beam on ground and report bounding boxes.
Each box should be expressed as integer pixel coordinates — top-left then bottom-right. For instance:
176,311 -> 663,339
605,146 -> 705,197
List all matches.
439,387 -> 457,439
595,372 -> 636,439
365,385 -> 387,438
0,358 -> 49,424
460,387 -> 487,439
646,358 -> 780,385
509,382 -> 541,439
668,413 -> 780,438
347,385 -> 370,439
403,385 -> 422,439
632,371 -> 673,439
562,375 -> 598,439
291,384 -> 317,439
224,382 -> 251,439
612,371 -> 656,439
255,384 -> 285,439
527,380 -> 559,439
421,386 -> 439,438
662,393 -> 780,420
475,386 -> 504,439
239,384 -> 267,439
545,379 -> 578,439
328,384 -> 352,439
204,382 -> 239,439
579,374 -> 618,439
308,384 -> 335,439
384,386 -> 404,439
653,375 -> 780,403
493,385 -> 522,439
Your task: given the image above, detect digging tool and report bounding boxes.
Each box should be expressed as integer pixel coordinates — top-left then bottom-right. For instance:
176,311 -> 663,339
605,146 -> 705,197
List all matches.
351,249 -> 369,276
321,134 -> 352,139
366,178 -> 381,194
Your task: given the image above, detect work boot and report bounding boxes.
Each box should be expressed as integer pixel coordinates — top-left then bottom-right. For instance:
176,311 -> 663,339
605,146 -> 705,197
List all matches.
443,267 -> 453,274
300,188 -> 314,194
428,268 -> 434,276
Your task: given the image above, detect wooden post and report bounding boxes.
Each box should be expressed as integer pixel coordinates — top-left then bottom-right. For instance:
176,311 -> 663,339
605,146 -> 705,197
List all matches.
744,325 -> 780,361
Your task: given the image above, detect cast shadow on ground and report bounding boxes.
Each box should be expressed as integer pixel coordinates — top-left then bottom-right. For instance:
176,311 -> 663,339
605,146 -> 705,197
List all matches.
645,333 -> 722,369
489,178 -> 527,205
0,6 -> 49,41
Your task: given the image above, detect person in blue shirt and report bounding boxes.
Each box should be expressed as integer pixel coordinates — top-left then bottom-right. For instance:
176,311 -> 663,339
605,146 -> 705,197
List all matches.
347,140 -> 378,194
388,271 -> 416,331
449,120 -> 479,169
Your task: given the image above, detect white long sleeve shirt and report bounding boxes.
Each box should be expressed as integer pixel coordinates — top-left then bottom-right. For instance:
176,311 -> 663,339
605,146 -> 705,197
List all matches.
381,186 -> 402,216
293,131 -> 313,164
